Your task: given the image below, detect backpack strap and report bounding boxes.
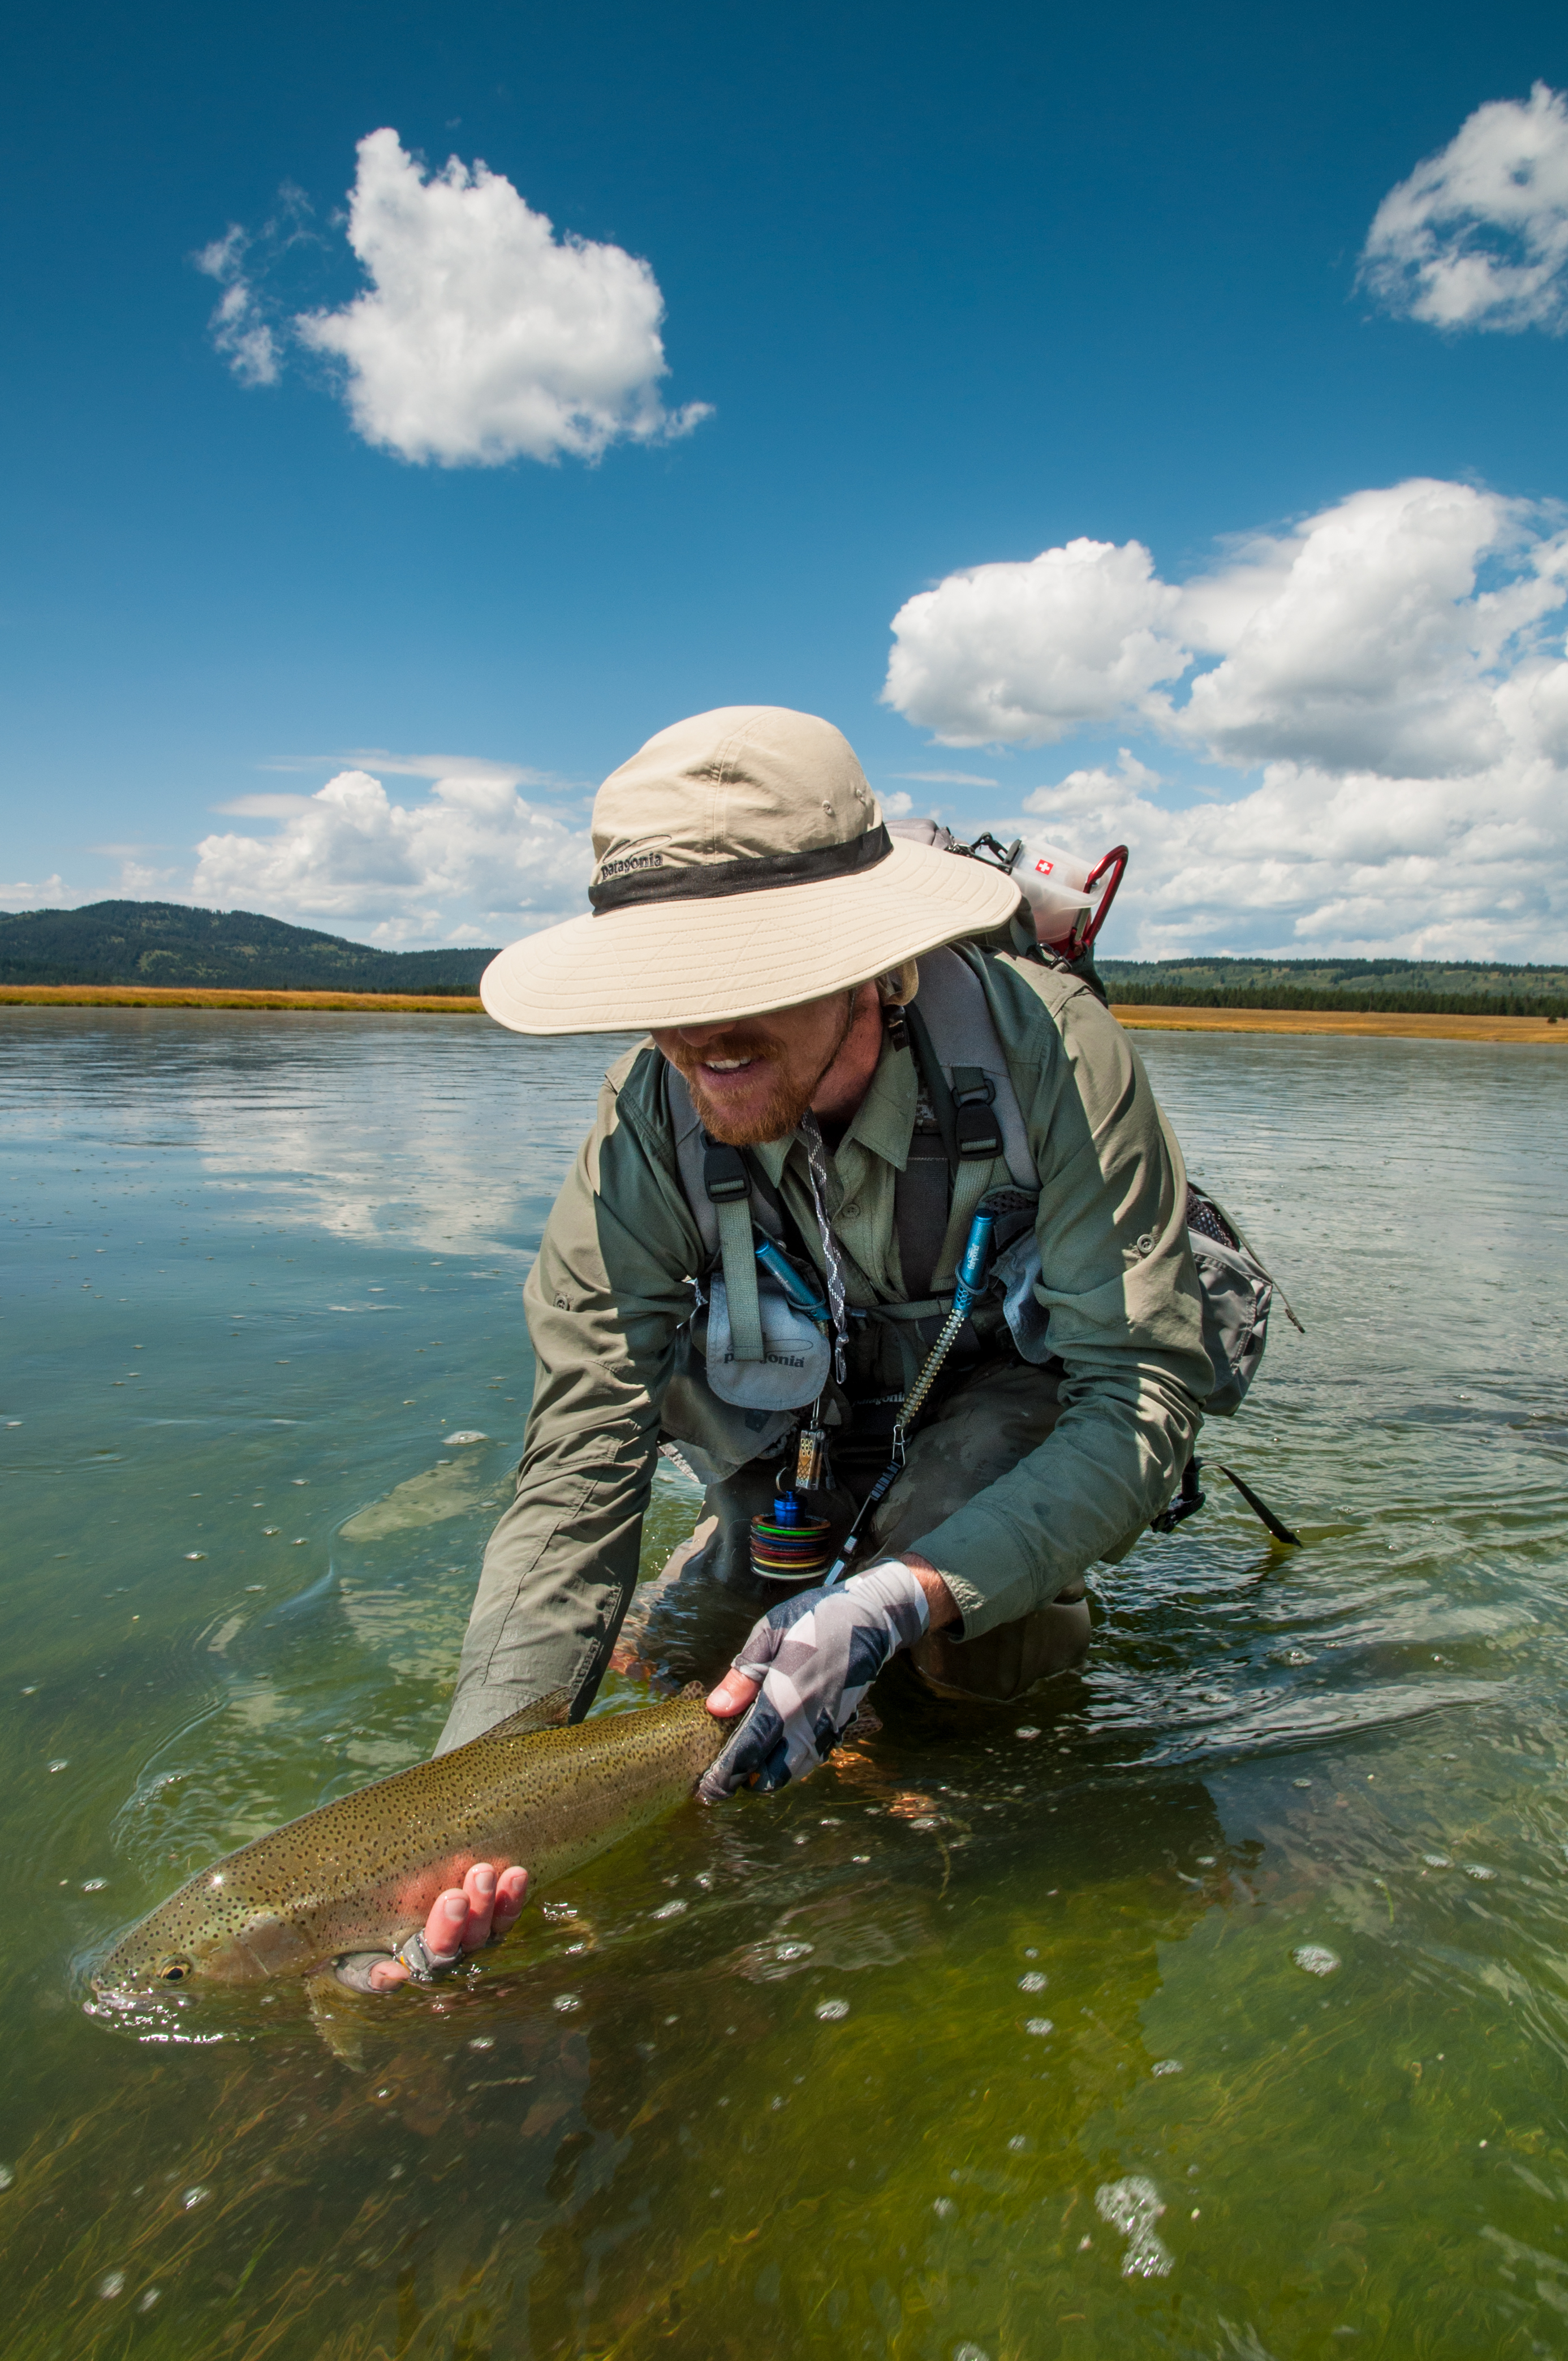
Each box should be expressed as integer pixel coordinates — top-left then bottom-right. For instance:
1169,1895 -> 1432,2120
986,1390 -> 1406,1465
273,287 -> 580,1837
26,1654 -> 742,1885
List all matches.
665,1065 -> 767,1361
904,945 -> 1038,1285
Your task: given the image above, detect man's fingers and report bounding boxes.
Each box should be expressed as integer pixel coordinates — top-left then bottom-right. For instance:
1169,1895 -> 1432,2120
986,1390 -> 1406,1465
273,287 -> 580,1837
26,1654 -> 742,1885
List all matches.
707,1669 -> 761,1718
492,1866 -> 529,1935
417,1886 -> 471,1960
365,1956 -> 408,1992
459,1864 -> 497,1952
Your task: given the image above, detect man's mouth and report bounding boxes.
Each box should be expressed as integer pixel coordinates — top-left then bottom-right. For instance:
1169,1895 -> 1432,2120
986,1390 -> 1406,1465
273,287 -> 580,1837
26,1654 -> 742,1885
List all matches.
702,1057 -> 757,1074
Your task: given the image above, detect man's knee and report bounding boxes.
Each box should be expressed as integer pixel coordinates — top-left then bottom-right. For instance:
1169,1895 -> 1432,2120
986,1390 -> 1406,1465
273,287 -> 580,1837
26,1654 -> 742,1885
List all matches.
908,1595 -> 1092,1703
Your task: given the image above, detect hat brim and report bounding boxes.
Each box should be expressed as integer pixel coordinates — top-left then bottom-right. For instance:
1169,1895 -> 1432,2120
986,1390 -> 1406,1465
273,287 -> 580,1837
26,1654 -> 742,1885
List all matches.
480,839 -> 1023,1034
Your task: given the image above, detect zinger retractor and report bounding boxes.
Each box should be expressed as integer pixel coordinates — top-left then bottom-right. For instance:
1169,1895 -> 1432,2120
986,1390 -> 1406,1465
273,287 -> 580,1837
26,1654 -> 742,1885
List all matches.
749,1426 -> 835,1583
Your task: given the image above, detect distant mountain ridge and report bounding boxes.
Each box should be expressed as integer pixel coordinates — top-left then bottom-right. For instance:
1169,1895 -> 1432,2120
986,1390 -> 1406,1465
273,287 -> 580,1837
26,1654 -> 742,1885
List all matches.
0,902 -> 500,992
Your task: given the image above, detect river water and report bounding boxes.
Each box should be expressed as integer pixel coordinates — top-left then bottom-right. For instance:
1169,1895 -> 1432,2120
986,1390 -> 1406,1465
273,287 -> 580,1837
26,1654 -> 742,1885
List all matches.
2,1008 -> 1566,2359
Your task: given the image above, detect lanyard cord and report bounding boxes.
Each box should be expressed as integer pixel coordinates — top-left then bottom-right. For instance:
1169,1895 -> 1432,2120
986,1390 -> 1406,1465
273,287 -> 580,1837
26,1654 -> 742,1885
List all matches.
798,1111 -> 850,1384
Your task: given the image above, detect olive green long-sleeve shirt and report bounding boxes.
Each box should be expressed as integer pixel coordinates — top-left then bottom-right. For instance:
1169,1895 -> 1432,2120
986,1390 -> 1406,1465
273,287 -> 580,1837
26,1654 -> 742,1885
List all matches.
436,950 -> 1212,1750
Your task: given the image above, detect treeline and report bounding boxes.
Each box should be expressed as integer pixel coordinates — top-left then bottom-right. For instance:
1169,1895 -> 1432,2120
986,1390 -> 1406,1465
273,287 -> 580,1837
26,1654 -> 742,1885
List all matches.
1104,979 -> 1566,1019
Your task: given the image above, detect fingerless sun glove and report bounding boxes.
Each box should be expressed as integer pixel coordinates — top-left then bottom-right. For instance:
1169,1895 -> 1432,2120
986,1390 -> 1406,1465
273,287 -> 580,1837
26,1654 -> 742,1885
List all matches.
697,1562 -> 930,1801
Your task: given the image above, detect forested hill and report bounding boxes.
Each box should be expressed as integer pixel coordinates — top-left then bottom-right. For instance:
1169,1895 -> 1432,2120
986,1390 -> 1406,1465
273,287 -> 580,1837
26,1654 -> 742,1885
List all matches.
0,902 -> 499,992
1096,955 -> 1568,1019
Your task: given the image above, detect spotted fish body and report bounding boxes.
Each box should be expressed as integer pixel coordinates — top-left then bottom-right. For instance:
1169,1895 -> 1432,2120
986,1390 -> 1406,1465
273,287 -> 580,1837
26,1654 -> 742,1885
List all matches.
94,1695 -> 729,1993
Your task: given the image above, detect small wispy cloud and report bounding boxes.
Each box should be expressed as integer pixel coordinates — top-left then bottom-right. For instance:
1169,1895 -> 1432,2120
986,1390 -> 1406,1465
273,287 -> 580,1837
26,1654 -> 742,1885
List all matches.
1359,82 -> 1568,332
886,768 -> 1000,786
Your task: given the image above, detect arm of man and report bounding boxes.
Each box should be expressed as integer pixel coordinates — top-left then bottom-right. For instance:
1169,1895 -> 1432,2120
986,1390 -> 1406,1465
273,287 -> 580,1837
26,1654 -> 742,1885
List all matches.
434,1048 -> 703,1754
906,957 -> 1213,1636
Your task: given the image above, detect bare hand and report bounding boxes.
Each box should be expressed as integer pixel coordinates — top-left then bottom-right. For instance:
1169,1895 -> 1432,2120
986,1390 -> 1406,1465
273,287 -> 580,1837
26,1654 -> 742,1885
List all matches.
363,1862 -> 530,1993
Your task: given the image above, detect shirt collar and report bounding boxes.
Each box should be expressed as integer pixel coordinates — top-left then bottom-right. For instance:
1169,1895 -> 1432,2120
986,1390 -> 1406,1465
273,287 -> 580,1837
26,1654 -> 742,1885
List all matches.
749,1037 -> 917,1182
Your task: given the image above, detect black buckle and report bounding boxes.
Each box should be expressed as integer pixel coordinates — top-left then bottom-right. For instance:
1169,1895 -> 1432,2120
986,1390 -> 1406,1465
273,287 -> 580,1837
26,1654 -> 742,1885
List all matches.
702,1137 -> 750,1203
951,1066 -> 1001,1161
1151,1455 -> 1206,1534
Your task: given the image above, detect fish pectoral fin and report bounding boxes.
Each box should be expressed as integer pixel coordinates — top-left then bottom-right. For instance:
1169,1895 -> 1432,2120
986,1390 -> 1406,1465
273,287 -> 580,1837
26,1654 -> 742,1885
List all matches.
477,1685 -> 576,1740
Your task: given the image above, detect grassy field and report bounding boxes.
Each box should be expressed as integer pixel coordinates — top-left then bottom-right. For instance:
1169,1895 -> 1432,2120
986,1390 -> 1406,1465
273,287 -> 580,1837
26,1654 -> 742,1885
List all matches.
2,980 -> 1563,1042
0,983 -> 488,1012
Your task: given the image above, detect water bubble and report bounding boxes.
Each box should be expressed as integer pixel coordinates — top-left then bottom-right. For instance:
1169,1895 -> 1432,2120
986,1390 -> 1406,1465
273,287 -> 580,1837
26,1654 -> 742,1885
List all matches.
1018,1971 -> 1047,1993
469,2036 -> 495,2050
184,1553 -> 205,1562
1152,2059 -> 1184,2076
1463,1863 -> 1497,1882
552,1993 -> 581,2013
444,1431 -> 488,1446
81,1878 -> 107,1893
1095,2177 -> 1173,2277
48,1760 -> 68,1774
262,1527 -> 280,1536
136,2289 -> 161,2312
908,1816 -> 940,1830
1423,1853 -> 1451,1869
1015,1727 -> 1040,1740
182,2186 -> 210,2210
1293,1945 -> 1341,1976
1007,2135 -> 1028,2152
0,2165 -> 12,2191
96,2270 -> 127,2300
651,1899 -> 687,1919
933,2196 -> 957,2219
816,1998 -> 850,2021
1293,1778 -> 1312,1790
775,1941 -> 813,1961
953,2344 -> 990,2361
1024,2017 -> 1053,2036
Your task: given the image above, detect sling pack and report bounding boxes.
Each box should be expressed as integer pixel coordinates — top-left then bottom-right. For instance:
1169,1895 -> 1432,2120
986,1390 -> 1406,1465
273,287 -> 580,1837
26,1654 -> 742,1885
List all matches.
667,940 -> 1297,1425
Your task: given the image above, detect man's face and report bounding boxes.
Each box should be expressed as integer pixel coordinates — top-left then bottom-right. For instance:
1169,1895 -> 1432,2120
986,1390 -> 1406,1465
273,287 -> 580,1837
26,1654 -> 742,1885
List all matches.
652,989 -> 860,1146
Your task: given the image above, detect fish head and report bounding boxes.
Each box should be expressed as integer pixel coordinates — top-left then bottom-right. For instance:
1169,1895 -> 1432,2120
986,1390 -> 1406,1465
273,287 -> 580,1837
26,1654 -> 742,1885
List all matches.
91,1868 -> 317,1998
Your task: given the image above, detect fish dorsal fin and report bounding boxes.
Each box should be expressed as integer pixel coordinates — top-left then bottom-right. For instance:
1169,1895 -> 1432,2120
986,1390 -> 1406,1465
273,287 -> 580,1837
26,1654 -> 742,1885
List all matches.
677,1680 -> 707,1702
480,1686 -> 576,1741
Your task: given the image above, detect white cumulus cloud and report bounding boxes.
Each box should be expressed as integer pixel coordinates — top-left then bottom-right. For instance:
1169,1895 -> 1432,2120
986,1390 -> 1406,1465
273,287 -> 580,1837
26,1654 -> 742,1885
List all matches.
292,128 -> 710,465
885,480 -> 1568,958
883,537 -> 1187,746
1359,82 -> 1568,332
193,763 -> 594,947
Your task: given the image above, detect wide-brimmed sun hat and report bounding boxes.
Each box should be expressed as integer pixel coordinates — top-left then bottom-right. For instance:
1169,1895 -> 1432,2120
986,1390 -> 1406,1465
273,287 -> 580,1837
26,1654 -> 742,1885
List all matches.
480,705 -> 1022,1034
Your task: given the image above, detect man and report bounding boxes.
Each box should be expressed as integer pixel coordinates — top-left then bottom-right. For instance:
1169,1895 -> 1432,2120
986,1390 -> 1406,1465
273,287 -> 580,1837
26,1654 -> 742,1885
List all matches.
368,704 -> 1211,1989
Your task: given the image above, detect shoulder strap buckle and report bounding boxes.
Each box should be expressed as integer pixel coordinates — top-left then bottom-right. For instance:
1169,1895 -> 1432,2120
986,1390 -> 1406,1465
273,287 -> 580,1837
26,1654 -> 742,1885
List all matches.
950,1065 -> 1002,1161
702,1137 -> 751,1203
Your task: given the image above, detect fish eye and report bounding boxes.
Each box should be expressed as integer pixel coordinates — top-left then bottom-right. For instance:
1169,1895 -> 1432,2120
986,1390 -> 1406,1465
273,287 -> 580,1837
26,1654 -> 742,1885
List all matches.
158,1956 -> 193,1984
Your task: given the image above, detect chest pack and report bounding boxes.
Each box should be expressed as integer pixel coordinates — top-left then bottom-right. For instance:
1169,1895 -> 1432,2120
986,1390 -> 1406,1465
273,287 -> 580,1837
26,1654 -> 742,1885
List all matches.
665,941 -> 1298,1434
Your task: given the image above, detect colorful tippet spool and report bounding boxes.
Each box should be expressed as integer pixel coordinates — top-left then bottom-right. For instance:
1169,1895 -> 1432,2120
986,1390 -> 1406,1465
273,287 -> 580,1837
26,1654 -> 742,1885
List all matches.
749,1487 -> 834,1583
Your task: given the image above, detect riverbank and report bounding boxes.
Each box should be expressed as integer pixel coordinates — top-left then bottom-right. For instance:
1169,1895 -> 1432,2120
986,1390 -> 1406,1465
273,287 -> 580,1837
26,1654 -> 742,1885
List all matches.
1112,1001 -> 1564,1044
0,983 -> 488,1012
2,980 -> 1563,1042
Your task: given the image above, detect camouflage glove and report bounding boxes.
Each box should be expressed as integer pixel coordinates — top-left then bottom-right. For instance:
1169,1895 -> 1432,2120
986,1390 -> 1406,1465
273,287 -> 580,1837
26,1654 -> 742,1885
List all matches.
698,1562 -> 929,1801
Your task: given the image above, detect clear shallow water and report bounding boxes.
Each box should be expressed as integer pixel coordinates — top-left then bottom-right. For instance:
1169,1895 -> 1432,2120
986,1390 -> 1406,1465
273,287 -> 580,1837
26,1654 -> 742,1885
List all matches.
2,1008 -> 1566,2359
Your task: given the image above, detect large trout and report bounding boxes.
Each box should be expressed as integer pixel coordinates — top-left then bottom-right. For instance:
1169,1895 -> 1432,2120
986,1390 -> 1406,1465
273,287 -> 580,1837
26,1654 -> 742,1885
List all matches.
93,1689 -> 727,1995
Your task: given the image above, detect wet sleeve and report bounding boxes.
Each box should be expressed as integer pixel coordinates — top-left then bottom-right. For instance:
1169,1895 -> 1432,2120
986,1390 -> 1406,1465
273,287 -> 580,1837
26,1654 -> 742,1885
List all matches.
436,1055 -> 703,1750
908,973 -> 1213,1640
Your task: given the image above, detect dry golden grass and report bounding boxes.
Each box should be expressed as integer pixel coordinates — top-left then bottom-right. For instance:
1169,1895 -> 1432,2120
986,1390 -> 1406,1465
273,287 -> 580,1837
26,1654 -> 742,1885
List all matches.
1,983 -> 1561,1043
1111,1001 -> 1566,1046
0,984 -> 485,1013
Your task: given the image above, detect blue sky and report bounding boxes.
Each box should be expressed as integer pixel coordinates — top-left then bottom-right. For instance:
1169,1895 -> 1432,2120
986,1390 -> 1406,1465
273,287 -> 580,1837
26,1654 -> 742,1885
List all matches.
5,0 -> 1567,958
